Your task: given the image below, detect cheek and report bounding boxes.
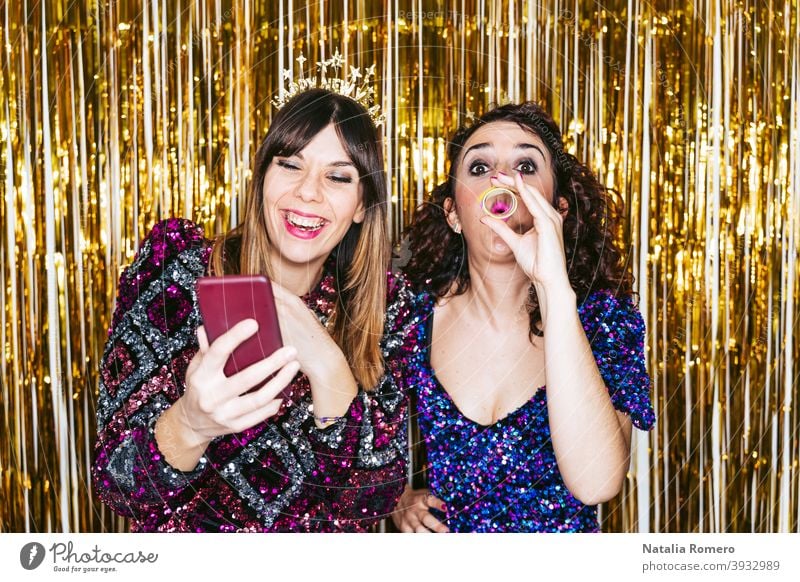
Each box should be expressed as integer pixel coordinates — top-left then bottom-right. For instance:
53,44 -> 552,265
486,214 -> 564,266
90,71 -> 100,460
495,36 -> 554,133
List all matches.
453,184 -> 484,216
261,172 -> 285,210
330,191 -> 363,224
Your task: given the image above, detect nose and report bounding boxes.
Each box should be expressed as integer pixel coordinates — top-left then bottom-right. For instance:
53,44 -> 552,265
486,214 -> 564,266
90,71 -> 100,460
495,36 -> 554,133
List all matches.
494,164 -> 513,177
294,171 -> 323,203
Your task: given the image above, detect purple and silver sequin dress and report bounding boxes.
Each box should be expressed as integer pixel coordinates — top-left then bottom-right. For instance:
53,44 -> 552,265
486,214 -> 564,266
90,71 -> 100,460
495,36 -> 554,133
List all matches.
413,290 -> 656,532
92,218 -> 427,532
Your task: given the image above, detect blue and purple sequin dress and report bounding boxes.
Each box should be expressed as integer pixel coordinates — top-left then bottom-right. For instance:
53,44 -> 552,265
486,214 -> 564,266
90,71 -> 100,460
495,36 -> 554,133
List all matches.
414,290 -> 656,532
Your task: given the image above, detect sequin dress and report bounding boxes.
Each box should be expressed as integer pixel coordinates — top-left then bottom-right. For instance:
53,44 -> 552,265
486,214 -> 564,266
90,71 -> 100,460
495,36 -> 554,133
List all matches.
413,290 -> 656,532
92,218 -> 426,532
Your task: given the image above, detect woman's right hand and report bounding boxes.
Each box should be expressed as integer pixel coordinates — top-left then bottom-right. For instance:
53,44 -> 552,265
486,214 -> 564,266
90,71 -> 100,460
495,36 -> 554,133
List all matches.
392,486 -> 450,533
182,319 -> 300,440
155,319 -> 300,470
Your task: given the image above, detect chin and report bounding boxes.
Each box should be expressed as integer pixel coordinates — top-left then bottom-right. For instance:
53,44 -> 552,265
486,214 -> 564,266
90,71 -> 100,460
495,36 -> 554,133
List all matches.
488,247 -> 517,260
278,242 -> 327,265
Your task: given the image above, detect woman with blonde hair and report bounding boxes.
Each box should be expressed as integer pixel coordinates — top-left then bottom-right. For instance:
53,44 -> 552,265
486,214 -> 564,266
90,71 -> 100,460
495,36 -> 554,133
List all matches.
93,88 -> 422,532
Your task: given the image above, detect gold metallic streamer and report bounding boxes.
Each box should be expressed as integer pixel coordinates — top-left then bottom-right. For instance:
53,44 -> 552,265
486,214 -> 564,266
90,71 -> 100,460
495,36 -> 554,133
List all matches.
0,0 -> 798,533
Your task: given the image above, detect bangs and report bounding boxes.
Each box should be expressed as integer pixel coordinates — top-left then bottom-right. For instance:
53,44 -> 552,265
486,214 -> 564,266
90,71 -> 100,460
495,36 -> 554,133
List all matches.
270,98 -> 335,158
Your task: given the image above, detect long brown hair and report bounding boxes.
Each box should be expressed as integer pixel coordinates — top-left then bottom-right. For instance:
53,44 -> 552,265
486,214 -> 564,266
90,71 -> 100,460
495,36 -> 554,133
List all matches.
210,88 -> 389,388
403,101 -> 636,337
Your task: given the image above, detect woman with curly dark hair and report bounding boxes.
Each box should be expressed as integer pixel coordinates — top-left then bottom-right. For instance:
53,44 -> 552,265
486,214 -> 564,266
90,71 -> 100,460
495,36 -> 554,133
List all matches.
392,102 -> 656,532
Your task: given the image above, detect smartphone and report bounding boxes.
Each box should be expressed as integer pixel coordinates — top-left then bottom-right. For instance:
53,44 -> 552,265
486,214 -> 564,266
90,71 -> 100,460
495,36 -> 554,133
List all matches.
196,275 -> 287,396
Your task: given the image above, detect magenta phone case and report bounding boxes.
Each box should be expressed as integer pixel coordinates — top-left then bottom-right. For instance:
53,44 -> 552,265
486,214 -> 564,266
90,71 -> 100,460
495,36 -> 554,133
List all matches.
196,275 -> 287,395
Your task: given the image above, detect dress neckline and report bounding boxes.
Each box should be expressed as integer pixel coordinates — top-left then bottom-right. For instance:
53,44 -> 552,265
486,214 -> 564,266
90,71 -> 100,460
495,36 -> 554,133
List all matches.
424,307 -> 547,428
429,372 -> 546,428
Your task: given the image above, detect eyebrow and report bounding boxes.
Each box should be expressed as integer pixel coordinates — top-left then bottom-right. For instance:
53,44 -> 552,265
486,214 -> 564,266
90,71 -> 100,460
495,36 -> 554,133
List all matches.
289,152 -> 355,168
462,142 -> 547,161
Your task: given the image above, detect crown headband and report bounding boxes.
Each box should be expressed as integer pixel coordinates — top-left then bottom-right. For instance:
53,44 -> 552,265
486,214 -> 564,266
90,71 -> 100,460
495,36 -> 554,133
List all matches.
272,50 -> 385,127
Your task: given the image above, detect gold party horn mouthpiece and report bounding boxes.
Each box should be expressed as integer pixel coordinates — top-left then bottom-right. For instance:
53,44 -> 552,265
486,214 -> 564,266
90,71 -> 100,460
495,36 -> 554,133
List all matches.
480,186 -> 518,219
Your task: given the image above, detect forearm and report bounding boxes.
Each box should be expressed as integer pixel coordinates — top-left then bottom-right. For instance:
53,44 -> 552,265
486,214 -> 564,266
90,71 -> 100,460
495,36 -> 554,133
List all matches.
154,399 -> 212,471
538,282 -> 629,504
305,351 -> 358,427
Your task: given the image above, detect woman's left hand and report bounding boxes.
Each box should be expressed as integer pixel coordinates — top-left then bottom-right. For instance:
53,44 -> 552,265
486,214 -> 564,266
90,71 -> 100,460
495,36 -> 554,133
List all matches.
480,171 -> 570,291
271,282 -> 358,423
271,282 -> 345,379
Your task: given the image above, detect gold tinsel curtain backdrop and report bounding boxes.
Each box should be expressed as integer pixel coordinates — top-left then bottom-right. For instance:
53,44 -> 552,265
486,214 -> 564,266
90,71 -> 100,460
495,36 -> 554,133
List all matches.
1,0 -> 798,533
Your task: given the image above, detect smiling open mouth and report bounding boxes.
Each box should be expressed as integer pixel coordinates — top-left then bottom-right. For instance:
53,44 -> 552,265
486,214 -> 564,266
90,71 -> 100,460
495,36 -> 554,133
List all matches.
283,210 -> 329,232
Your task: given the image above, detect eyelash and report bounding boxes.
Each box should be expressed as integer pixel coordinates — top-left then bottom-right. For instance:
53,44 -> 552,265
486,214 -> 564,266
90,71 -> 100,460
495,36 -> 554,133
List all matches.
329,175 -> 353,184
275,159 -> 297,171
468,158 -> 538,176
276,159 -> 353,184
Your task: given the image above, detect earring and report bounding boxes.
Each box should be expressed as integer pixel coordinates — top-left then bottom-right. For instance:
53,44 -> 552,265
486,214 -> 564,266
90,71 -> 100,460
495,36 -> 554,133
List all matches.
451,221 -> 462,234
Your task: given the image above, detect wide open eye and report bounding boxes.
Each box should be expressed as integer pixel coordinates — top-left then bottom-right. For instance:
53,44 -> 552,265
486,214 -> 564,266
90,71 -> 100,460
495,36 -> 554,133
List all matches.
515,159 -> 537,175
468,160 -> 491,176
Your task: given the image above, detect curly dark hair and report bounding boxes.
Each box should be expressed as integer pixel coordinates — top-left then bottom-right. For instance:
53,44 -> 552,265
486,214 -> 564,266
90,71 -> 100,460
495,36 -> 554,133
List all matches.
402,101 -> 636,337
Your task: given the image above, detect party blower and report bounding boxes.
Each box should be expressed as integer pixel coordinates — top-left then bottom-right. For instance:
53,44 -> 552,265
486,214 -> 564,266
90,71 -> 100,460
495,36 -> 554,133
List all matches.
480,186 -> 519,220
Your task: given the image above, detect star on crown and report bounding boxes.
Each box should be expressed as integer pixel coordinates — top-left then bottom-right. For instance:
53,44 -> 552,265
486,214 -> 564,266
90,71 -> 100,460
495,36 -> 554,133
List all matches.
272,49 -> 385,127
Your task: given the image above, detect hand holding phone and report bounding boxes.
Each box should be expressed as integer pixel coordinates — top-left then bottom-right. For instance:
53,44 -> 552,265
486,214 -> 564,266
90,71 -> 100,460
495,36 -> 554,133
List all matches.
167,320 -> 299,453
